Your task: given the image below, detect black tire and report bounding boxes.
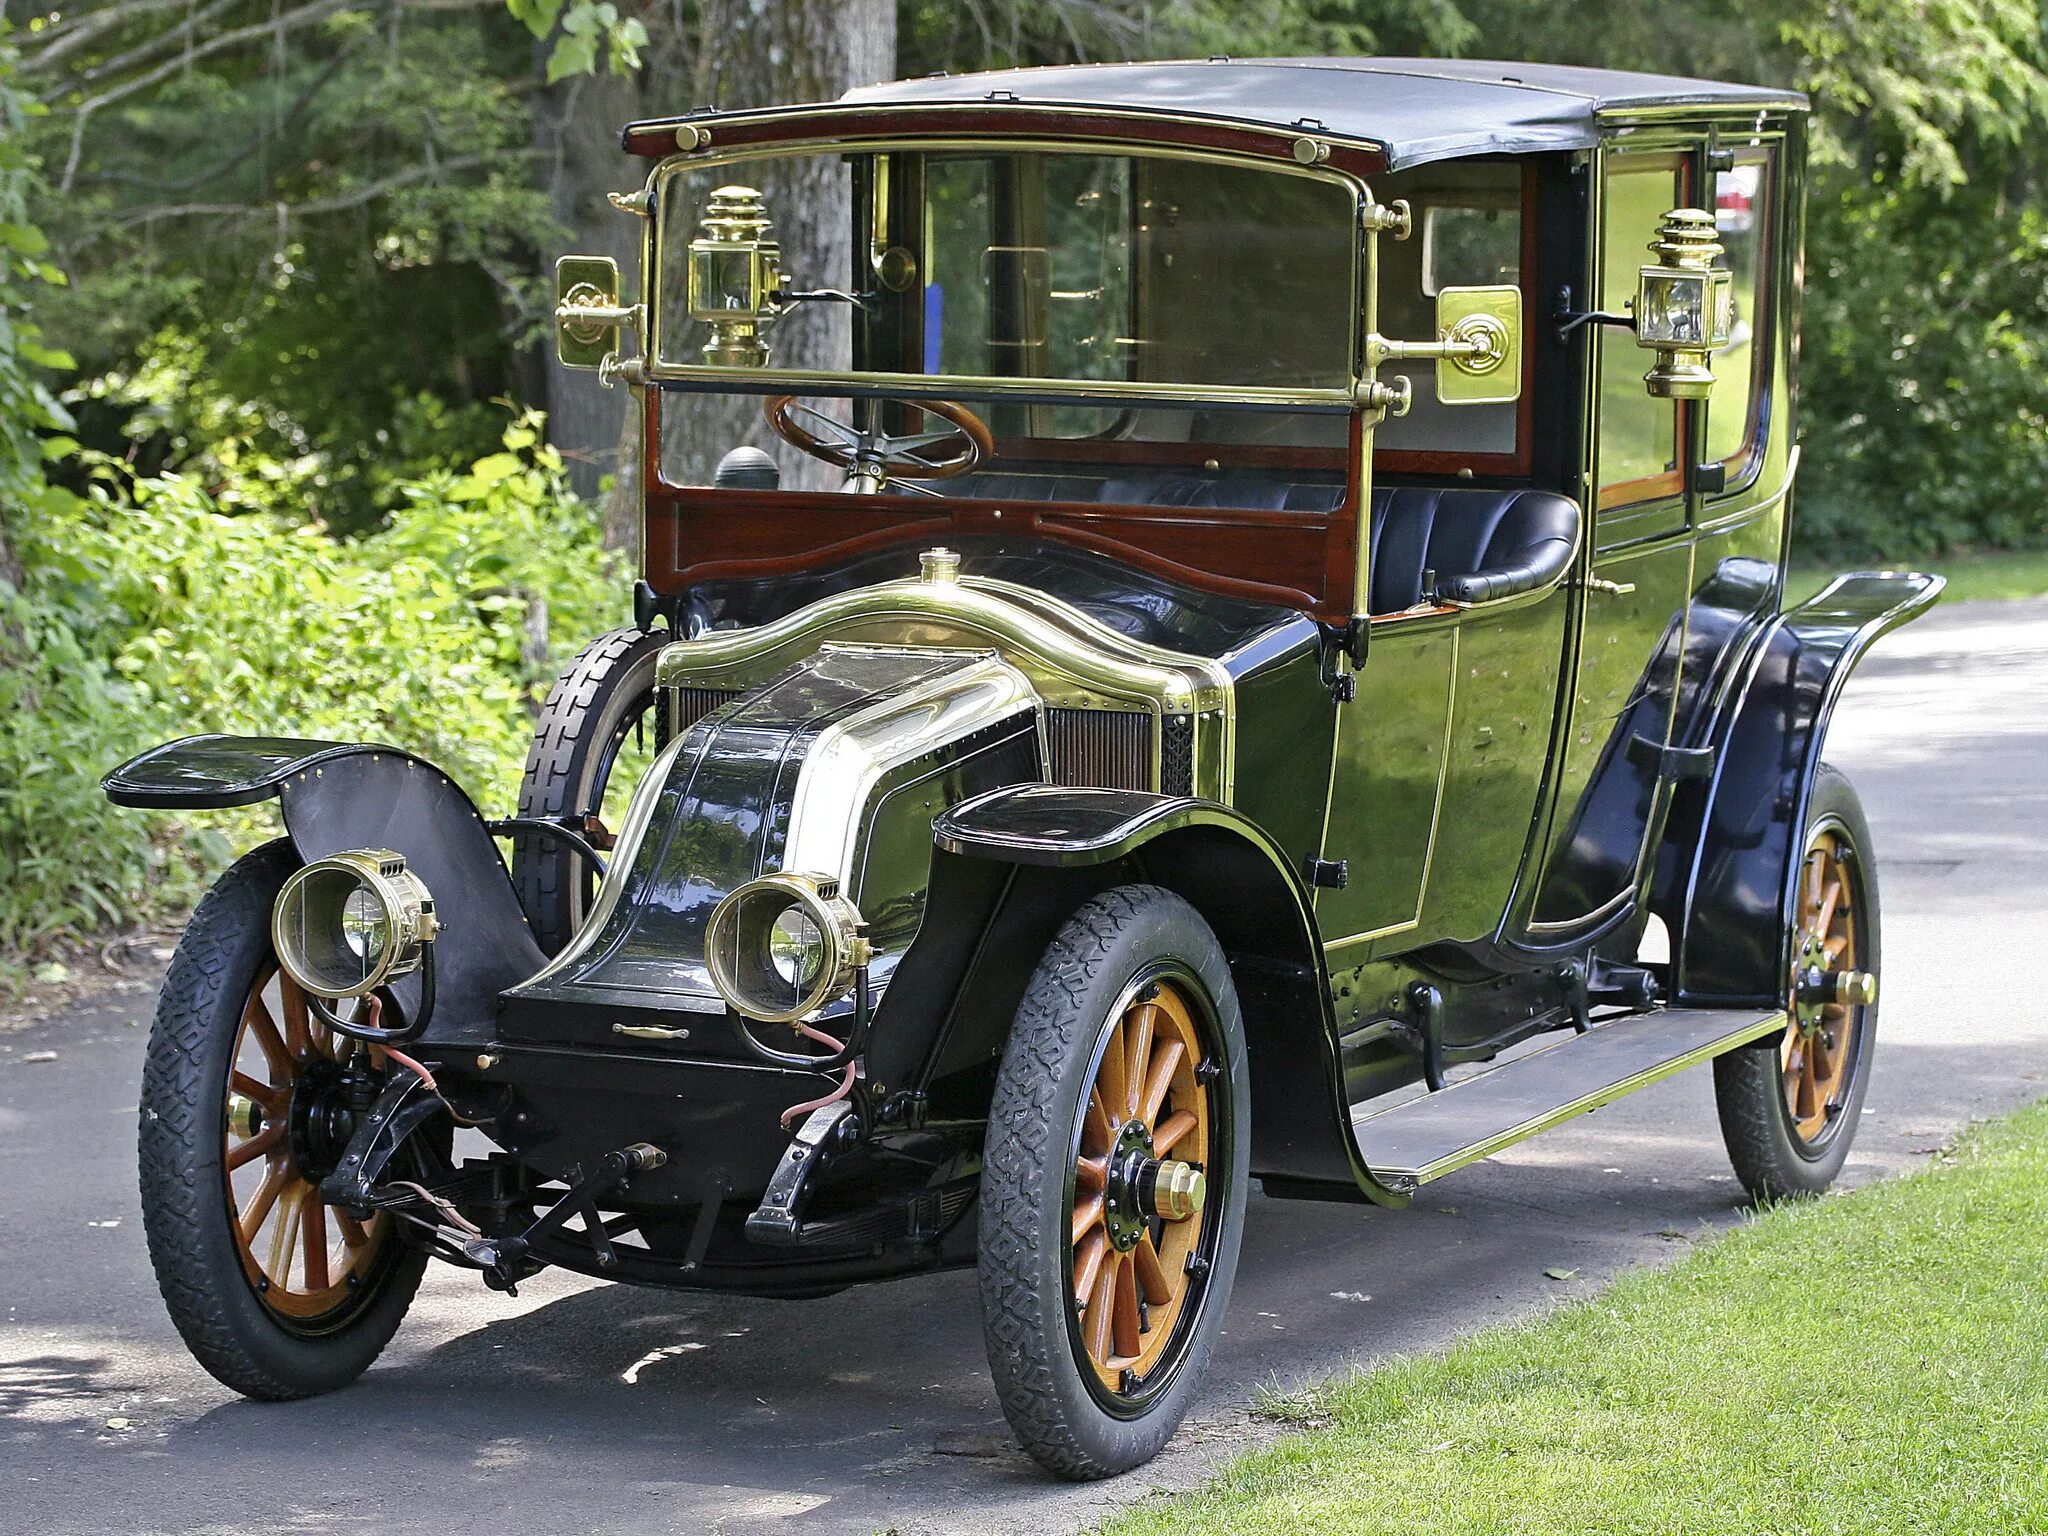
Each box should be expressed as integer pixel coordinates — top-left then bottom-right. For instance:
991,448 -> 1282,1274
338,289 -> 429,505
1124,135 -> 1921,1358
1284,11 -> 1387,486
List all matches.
978,885 -> 1250,1479
513,625 -> 669,954
1714,763 -> 1881,1201
138,840 -> 428,1399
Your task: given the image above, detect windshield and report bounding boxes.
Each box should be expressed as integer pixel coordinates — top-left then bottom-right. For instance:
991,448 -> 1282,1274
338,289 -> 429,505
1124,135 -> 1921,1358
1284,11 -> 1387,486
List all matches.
653,147 -> 1359,394
649,146 -> 1360,510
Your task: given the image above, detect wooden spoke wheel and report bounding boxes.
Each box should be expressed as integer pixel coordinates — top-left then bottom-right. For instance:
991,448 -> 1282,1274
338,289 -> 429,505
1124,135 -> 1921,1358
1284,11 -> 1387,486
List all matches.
979,886 -> 1248,1480
1714,765 -> 1882,1202
139,840 -> 429,1399
224,963 -> 394,1322
1780,824 -> 1866,1145
1068,978 -> 1213,1393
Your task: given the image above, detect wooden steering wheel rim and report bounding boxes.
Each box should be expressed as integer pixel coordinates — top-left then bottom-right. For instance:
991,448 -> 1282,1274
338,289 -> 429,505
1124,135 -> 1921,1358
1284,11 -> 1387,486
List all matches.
763,394 -> 994,481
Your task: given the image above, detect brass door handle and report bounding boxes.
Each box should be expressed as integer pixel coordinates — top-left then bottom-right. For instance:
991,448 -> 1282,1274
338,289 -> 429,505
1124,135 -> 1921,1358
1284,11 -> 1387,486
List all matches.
1582,576 -> 1637,596
613,1022 -> 690,1042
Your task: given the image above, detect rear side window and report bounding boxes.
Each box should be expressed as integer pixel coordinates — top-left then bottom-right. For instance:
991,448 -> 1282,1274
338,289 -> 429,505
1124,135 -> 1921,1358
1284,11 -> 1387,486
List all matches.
1596,155 -> 1687,513
1704,151 -> 1775,478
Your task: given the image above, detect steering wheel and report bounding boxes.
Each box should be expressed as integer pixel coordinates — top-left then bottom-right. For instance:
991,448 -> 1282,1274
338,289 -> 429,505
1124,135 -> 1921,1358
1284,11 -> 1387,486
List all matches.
765,395 -> 993,493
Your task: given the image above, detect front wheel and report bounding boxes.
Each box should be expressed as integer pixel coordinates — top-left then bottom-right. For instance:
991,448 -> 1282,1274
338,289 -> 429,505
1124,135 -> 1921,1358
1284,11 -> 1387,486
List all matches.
978,886 -> 1249,1479
1714,763 -> 1881,1201
138,840 -> 428,1398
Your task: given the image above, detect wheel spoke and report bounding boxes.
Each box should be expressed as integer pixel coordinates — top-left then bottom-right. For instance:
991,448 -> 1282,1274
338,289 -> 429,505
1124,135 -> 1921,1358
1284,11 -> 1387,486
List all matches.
1823,932 -> 1850,962
244,994 -> 292,1079
1075,1155 -> 1107,1193
268,1183 -> 306,1283
230,1070 -> 286,1109
301,1196 -> 330,1291
1153,1109 -> 1198,1155
1125,1004 -> 1155,1121
1085,1261 -> 1116,1363
226,1121 -> 284,1171
1141,1039 -> 1185,1127
1815,878 -> 1843,937
1133,1234 -> 1175,1306
1801,850 -> 1824,913
1071,1192 -> 1104,1247
1112,1253 -> 1143,1358
1073,1229 -> 1108,1306
336,1209 -> 372,1250
239,1161 -> 291,1245
279,973 -> 311,1058
1098,1018 -> 1128,1125
1083,1087 -> 1113,1156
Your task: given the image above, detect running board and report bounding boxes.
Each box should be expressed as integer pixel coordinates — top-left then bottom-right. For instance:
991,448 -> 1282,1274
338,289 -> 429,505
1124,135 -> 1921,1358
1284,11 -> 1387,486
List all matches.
1352,1007 -> 1786,1193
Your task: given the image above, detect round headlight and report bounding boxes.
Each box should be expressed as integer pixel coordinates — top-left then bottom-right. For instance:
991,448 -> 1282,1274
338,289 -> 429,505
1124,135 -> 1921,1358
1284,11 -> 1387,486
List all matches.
705,872 -> 867,1023
272,850 -> 436,999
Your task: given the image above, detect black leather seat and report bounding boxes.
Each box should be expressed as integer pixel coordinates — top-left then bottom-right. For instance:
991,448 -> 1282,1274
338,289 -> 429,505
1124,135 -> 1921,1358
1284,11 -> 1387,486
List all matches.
1367,486 -> 1580,613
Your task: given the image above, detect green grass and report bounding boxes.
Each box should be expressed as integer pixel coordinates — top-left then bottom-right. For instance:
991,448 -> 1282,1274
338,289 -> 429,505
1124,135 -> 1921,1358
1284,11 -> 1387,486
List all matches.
1103,1101 -> 2048,1536
1790,547 -> 2048,607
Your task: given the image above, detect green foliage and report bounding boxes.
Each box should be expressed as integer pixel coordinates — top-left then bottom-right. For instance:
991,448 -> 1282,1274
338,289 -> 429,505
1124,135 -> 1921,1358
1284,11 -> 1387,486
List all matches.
1103,1101 -> 2048,1535
0,414 -> 626,961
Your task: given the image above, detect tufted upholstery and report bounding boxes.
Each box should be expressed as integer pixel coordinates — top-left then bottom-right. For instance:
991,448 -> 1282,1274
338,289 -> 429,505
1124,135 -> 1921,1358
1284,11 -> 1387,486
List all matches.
1367,486 -> 1581,613
939,471 -> 1580,614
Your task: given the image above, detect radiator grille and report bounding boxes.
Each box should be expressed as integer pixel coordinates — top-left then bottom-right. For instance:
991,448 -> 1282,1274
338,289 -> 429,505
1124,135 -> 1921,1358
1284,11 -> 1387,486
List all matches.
666,686 -> 743,744
1046,708 -> 1154,792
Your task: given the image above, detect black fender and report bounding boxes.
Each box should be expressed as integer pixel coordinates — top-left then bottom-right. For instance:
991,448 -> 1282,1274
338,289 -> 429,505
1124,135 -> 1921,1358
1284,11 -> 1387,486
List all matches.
1655,572 -> 1942,1006
103,735 -> 546,1040
877,784 -> 1373,1196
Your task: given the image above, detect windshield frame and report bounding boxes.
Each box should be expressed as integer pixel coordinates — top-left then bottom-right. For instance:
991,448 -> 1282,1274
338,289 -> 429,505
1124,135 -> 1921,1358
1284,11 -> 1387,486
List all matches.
642,135 -> 1370,409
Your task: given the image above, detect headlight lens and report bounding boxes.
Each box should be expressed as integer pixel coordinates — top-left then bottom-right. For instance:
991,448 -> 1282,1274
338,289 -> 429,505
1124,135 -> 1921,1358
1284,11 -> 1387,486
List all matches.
706,872 -> 867,1023
272,850 -> 435,999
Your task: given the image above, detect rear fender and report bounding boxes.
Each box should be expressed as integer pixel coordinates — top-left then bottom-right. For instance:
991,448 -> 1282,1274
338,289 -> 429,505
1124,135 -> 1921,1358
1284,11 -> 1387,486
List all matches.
1656,572 -> 1943,1005
104,735 -> 545,1039
879,785 -> 1374,1196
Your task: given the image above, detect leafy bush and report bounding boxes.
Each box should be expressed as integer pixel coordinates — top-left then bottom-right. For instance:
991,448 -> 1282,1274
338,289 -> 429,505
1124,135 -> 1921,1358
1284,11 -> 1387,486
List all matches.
0,414 -> 626,963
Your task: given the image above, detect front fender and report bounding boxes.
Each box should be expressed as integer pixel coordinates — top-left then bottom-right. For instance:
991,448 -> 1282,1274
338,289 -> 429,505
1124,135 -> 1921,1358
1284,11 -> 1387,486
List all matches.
104,735 -> 545,1040
904,785 -> 1381,1198
1660,571 -> 1943,1005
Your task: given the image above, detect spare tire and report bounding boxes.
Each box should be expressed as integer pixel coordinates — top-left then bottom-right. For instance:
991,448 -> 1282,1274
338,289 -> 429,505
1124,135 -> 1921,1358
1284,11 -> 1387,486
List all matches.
512,625 -> 669,955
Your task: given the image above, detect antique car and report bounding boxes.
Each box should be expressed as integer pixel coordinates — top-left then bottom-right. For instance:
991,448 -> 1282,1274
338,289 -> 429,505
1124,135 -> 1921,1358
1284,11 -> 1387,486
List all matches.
106,57 -> 1940,1477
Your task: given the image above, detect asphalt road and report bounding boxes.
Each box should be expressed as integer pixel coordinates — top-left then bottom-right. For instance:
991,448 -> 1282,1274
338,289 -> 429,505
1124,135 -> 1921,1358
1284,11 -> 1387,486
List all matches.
4,597 -> 2044,1536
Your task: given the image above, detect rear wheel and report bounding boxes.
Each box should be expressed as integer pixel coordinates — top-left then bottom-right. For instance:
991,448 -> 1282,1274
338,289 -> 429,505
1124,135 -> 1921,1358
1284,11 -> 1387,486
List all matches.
1714,763 -> 1881,1201
978,886 -> 1248,1479
139,841 -> 427,1398
512,626 -> 668,954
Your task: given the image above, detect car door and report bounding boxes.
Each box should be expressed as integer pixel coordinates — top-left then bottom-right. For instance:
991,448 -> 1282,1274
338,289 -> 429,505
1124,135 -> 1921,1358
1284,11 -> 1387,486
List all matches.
1523,146 -> 1701,935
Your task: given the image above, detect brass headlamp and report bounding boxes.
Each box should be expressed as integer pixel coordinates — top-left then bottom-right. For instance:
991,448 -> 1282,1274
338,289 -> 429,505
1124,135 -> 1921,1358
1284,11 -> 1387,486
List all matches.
1634,208 -> 1734,400
687,185 -> 784,367
705,871 -> 870,1024
272,849 -> 436,1000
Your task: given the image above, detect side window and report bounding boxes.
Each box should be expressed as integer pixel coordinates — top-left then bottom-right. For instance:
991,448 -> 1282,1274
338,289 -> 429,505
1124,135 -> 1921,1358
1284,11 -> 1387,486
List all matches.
1705,151 -> 1774,474
1596,157 -> 1685,512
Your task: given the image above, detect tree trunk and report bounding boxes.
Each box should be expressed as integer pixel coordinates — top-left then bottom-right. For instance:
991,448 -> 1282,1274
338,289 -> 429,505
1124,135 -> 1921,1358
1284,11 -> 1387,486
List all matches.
535,63 -> 647,512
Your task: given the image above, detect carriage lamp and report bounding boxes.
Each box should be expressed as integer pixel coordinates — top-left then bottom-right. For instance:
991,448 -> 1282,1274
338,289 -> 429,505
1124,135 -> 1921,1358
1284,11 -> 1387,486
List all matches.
272,849 -> 437,1000
705,871 -> 871,1024
688,185 -> 785,367
1635,208 -> 1734,400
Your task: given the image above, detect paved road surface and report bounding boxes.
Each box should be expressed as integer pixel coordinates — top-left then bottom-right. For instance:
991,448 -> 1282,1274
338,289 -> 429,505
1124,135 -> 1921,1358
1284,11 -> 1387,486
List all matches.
4,598 -> 2043,1536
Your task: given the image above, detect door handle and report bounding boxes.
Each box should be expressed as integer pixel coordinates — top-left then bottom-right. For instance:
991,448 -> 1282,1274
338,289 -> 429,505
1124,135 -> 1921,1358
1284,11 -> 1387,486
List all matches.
1581,576 -> 1637,596
613,1022 -> 690,1042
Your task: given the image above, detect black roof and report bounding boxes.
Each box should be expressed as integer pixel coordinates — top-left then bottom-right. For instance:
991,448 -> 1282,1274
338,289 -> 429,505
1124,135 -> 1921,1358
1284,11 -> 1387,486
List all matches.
844,58 -> 1806,169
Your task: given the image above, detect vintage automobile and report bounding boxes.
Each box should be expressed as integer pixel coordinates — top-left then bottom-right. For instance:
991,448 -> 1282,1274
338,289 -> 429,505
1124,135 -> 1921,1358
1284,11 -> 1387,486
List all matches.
106,57 -> 1940,1477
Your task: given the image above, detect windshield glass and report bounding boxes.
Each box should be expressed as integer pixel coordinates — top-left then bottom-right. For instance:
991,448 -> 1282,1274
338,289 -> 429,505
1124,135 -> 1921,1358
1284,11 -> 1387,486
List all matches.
653,147 -> 1359,394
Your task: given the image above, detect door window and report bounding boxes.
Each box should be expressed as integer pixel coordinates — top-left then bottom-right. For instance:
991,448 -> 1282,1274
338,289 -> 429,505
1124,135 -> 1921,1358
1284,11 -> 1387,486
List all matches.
1595,157 -> 1686,513
1704,151 -> 1775,478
